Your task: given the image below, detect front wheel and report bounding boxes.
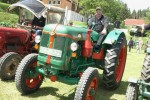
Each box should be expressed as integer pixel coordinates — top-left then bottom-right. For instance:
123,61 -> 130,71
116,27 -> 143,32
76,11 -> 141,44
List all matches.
103,33 -> 127,89
0,52 -> 22,80
15,53 -> 44,94
125,83 -> 138,100
74,67 -> 99,100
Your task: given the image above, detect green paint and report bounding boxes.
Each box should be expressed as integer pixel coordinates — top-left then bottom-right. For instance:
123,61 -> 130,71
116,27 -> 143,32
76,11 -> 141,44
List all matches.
36,66 -> 46,75
43,24 -> 99,41
103,29 -> 124,44
37,24 -> 126,84
136,80 -> 150,99
90,88 -> 95,96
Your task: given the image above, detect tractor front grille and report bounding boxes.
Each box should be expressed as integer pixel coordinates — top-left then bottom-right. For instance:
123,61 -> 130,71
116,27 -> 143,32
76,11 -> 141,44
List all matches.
52,36 -> 66,60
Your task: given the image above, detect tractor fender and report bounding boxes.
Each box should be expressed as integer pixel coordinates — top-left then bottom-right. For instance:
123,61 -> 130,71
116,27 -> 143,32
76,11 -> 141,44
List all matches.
102,29 -> 125,45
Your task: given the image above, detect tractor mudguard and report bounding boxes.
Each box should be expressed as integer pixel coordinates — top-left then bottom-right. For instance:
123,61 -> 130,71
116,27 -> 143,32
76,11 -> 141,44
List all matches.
103,29 -> 125,45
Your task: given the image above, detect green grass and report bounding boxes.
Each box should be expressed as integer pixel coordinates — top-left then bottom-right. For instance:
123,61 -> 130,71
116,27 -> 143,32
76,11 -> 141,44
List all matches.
0,12 -> 18,25
0,2 -> 19,26
0,49 -> 145,100
72,21 -> 87,28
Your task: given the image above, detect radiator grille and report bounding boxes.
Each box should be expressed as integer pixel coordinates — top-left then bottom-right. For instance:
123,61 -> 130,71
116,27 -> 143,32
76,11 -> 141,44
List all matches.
52,36 -> 66,60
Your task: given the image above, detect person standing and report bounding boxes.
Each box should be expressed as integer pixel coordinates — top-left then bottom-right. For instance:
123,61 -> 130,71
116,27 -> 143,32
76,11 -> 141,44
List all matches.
135,39 -> 139,53
128,37 -> 134,52
138,38 -> 143,53
145,36 -> 150,53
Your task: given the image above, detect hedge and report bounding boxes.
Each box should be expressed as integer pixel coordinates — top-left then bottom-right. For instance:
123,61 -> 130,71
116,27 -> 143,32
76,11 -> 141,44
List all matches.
0,2 -> 10,12
0,12 -> 18,25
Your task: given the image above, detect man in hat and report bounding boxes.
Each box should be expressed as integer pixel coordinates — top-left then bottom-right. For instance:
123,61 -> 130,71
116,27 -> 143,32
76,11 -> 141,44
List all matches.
88,7 -> 109,50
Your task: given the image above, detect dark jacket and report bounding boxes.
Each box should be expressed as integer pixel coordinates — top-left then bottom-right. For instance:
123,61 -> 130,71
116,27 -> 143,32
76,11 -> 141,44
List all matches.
128,39 -> 134,47
31,16 -> 46,27
88,15 -> 109,33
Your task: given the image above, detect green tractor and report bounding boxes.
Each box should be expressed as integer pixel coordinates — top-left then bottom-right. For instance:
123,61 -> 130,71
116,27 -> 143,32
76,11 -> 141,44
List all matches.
125,44 -> 150,100
15,22 -> 127,99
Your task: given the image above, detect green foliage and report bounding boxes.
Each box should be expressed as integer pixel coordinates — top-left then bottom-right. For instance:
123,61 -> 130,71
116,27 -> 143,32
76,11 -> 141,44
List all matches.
79,0 -> 131,22
131,9 -> 149,19
0,0 -> 19,4
0,2 -> 10,12
0,2 -> 19,26
0,12 -> 18,25
145,31 -> 150,37
145,11 -> 150,23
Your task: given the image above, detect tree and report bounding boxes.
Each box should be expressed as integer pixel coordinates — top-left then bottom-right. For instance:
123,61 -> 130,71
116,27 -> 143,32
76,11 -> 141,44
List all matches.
0,0 -> 19,4
118,3 -> 131,20
131,10 -> 136,19
79,0 -> 131,22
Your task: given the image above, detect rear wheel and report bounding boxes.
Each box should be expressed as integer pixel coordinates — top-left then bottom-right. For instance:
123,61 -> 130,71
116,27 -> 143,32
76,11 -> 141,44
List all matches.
15,53 -> 44,94
125,83 -> 138,100
74,67 -> 99,100
103,34 -> 127,89
141,54 -> 150,91
0,52 -> 21,80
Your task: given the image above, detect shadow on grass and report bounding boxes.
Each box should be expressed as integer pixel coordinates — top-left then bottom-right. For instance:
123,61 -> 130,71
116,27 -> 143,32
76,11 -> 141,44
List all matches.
19,73 -> 129,100
95,80 -> 129,100
19,80 -> 128,100
0,79 -> 15,82
22,86 -> 75,100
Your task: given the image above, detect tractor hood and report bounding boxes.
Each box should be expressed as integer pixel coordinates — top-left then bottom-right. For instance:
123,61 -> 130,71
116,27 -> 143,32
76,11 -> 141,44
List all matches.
0,26 -> 29,44
42,24 -> 99,41
38,24 -> 99,68
8,0 -> 46,18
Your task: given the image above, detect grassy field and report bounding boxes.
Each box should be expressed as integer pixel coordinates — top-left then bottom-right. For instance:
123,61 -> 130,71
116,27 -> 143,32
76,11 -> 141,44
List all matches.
0,47 -> 146,100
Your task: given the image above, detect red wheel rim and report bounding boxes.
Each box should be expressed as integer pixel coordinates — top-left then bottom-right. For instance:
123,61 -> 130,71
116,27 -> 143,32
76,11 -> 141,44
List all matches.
25,62 -> 42,88
115,45 -> 126,82
86,77 -> 98,100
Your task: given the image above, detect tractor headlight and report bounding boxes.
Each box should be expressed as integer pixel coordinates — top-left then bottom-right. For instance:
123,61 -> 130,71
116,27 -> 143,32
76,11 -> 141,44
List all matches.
70,42 -> 78,51
35,35 -> 41,43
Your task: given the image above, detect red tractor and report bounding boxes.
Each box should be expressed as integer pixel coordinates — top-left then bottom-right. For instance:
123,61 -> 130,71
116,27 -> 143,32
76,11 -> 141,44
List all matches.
0,0 -> 66,80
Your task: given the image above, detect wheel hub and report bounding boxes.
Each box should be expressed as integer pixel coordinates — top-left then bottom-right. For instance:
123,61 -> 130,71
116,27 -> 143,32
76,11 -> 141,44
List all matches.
89,88 -> 95,96
5,58 -> 19,75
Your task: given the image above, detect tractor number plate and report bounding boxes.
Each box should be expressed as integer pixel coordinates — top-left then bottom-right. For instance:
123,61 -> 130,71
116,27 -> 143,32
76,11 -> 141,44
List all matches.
39,46 -> 62,57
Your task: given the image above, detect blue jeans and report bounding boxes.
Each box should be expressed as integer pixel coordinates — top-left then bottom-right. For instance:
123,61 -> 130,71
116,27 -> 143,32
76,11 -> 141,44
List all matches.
32,29 -> 42,35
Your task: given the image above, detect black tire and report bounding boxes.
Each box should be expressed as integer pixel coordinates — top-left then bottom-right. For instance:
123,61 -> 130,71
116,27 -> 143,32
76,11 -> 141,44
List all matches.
74,67 -> 99,100
0,52 -> 22,80
103,33 -> 127,89
15,53 -> 44,94
125,83 -> 138,100
141,54 -> 150,91
130,32 -> 134,36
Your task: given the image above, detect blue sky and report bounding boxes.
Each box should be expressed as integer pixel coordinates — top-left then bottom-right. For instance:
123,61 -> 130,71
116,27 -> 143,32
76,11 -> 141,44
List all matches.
121,0 -> 150,11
